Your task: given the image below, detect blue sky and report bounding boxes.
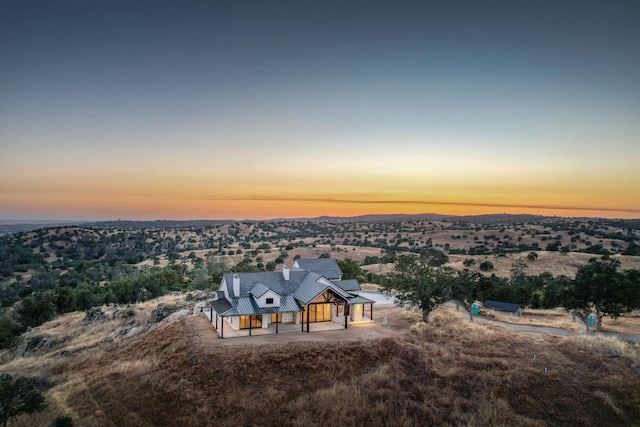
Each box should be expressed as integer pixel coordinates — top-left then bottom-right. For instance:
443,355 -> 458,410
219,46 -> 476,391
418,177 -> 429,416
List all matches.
1,0 -> 639,220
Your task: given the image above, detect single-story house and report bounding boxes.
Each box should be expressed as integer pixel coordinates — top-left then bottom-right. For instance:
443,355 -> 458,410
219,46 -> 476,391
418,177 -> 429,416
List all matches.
483,300 -> 524,317
208,258 -> 375,338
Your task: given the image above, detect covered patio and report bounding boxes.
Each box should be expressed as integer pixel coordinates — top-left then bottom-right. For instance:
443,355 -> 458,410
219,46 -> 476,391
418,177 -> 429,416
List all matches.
203,312 -> 349,338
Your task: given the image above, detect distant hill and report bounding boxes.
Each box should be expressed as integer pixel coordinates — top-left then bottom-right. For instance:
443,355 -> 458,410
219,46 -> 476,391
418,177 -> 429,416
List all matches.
0,220 -> 90,236
91,219 -> 238,230
4,212 -> 639,234
272,213 -> 546,224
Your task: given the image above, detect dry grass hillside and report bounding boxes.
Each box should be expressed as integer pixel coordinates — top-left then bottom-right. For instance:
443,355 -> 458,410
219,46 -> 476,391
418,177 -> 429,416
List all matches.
2,295 -> 640,426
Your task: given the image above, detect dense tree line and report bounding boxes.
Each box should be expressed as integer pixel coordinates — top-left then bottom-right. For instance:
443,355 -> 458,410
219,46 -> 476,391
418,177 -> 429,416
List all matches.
379,253 -> 640,328
0,226 -> 234,348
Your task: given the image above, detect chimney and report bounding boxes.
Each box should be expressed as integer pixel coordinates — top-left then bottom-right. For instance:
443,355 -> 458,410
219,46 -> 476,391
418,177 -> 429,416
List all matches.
282,265 -> 290,280
233,274 -> 240,296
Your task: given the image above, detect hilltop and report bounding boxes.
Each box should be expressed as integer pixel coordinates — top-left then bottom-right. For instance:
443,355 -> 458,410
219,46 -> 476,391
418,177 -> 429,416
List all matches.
1,294 -> 639,426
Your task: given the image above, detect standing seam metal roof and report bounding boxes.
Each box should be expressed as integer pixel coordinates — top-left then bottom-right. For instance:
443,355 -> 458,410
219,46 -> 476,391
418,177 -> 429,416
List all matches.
295,258 -> 343,279
218,259 -> 371,317
249,283 -> 275,298
483,300 -> 522,312
222,296 -> 303,316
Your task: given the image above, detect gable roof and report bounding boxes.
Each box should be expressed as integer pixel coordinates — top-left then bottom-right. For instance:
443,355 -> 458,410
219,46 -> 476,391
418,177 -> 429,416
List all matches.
249,283 -> 277,298
292,273 -> 352,305
483,300 -> 522,313
294,258 -> 343,279
214,258 -> 370,318
223,270 -> 308,298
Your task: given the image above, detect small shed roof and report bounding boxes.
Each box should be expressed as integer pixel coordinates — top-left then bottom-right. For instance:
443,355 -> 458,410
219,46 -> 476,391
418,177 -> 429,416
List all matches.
483,300 -> 522,313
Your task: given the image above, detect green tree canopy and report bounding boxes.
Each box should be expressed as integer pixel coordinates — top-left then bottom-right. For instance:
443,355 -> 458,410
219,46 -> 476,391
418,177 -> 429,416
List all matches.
449,269 -> 483,321
563,257 -> 639,330
0,375 -> 47,427
336,258 -> 366,282
381,254 -> 452,323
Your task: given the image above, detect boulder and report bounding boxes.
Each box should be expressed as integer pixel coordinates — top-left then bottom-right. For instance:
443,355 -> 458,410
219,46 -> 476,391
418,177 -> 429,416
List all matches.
167,309 -> 191,321
83,307 -> 108,323
193,301 -> 208,314
124,326 -> 142,337
186,290 -> 215,301
150,303 -> 178,323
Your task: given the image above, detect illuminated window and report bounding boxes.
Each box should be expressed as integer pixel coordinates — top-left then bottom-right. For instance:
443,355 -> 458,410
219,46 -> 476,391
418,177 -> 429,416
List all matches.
239,315 -> 262,329
303,303 -> 332,322
271,313 -> 282,323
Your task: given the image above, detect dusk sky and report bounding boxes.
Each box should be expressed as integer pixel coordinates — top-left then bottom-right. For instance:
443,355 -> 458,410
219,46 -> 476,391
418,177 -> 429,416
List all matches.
1,1 -> 639,220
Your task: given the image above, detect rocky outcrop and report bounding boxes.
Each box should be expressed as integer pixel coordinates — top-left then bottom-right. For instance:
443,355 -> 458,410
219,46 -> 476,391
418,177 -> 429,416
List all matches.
150,303 -> 178,323
83,307 -> 108,323
15,335 -> 68,357
185,290 -> 215,301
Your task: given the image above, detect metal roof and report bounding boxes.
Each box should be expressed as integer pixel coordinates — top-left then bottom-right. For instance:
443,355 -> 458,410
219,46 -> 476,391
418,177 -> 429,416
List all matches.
249,283 -> 275,298
335,279 -> 360,292
294,258 -> 343,279
218,258 -> 373,317
222,296 -> 303,316
209,298 -> 233,315
483,300 -> 522,312
223,270 -> 309,298
293,273 -> 352,304
347,295 -> 375,304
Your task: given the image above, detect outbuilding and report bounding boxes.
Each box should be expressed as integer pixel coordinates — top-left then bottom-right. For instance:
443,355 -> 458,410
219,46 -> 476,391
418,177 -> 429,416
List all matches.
483,300 -> 524,317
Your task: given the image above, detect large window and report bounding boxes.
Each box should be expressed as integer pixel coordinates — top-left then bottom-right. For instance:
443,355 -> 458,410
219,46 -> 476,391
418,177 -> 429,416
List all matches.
271,313 -> 282,323
304,303 -> 332,323
239,315 -> 262,329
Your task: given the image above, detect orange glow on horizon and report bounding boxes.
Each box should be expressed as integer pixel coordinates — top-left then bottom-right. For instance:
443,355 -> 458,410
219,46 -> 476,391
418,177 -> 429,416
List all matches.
1,160 -> 639,220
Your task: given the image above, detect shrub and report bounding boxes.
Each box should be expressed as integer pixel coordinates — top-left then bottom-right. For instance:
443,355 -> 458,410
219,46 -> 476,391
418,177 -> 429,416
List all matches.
479,261 -> 494,272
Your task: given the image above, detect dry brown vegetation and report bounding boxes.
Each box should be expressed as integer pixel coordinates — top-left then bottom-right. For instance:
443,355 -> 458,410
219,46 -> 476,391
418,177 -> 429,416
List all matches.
478,307 -> 640,334
2,298 -> 640,427
479,308 -> 586,333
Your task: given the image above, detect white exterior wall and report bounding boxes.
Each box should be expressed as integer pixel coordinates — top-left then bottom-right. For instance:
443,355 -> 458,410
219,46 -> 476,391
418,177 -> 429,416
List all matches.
220,278 -> 230,300
350,304 -> 363,322
282,312 -> 294,323
229,316 -> 239,330
255,290 -> 281,308
334,305 -> 345,324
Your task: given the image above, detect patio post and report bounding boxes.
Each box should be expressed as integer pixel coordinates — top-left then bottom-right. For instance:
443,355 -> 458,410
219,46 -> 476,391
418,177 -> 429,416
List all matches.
344,303 -> 347,329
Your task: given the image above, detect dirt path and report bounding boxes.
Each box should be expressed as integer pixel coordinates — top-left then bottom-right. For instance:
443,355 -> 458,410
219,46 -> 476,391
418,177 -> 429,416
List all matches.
445,301 -> 640,343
